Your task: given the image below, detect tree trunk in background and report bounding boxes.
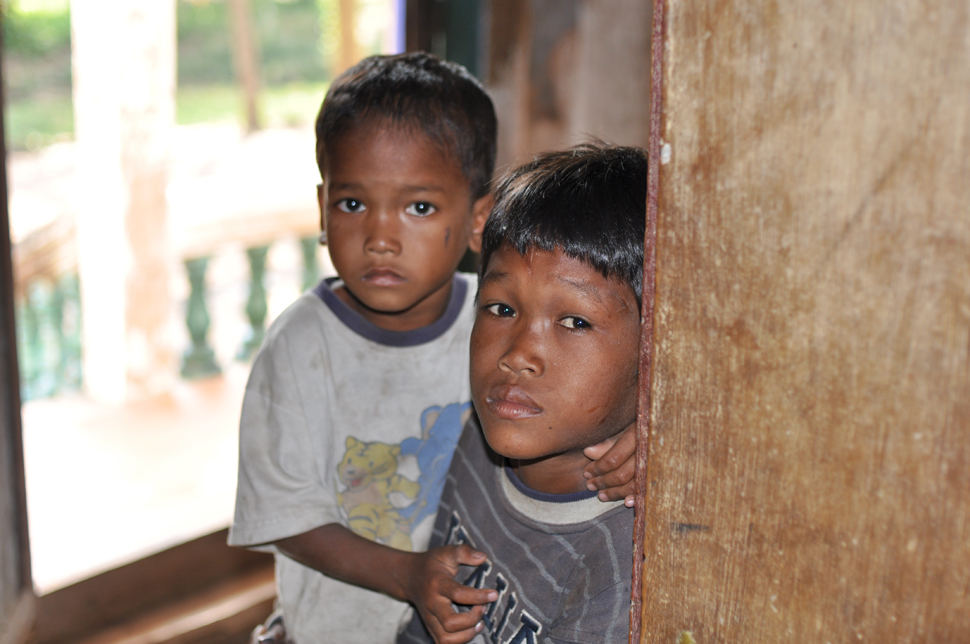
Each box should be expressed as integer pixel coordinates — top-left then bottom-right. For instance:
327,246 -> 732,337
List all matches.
228,0 -> 262,133
71,0 -> 176,403
338,0 -> 360,75
637,0 -> 970,641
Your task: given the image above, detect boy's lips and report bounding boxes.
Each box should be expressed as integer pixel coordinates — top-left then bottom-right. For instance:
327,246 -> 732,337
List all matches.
485,385 -> 542,420
361,267 -> 405,286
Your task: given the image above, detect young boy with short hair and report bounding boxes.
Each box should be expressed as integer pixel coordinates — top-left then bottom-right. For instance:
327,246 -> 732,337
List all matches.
228,54 -> 635,644
398,144 -> 647,644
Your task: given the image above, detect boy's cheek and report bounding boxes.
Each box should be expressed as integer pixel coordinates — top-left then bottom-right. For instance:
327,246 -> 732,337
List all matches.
469,328 -> 501,384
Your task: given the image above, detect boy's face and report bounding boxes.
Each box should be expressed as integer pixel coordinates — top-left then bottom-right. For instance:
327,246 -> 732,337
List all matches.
320,123 -> 490,332
470,246 -> 640,492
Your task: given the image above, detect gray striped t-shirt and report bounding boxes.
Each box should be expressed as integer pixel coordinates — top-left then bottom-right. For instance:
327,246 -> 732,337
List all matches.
397,419 -> 634,644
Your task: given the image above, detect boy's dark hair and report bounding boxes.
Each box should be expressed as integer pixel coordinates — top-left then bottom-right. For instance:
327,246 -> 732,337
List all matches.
480,143 -> 647,305
315,52 -> 497,200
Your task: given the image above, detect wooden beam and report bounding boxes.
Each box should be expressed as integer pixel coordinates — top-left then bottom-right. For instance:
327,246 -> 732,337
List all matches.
31,529 -> 273,644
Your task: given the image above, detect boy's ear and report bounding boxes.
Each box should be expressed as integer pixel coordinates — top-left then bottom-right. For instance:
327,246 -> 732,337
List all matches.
467,193 -> 493,254
317,182 -> 327,234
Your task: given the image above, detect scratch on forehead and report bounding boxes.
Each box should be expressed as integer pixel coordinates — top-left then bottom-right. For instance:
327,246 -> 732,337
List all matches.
557,274 -> 606,301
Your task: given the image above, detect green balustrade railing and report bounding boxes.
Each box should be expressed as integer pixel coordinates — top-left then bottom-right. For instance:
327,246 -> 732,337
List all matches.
14,273 -> 83,401
236,245 -> 269,362
300,235 -> 321,292
180,256 -> 222,379
16,236 -> 326,393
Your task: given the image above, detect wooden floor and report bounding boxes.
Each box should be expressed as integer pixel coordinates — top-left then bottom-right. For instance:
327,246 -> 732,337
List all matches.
22,363 -> 250,593
29,529 -> 275,644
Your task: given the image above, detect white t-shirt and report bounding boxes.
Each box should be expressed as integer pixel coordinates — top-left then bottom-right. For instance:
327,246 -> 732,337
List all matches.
230,274 -> 477,643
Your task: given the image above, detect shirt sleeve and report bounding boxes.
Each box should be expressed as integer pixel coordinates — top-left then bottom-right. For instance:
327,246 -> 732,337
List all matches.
228,315 -> 343,548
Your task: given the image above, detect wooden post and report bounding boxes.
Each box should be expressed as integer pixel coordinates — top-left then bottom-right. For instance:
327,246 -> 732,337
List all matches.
570,0 -> 651,147
227,0 -> 262,133
482,0 -> 651,167
337,0 -> 359,74
638,0 -> 970,641
71,0 -> 177,402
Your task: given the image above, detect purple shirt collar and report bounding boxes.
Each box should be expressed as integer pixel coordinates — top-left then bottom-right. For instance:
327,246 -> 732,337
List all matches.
313,274 -> 468,347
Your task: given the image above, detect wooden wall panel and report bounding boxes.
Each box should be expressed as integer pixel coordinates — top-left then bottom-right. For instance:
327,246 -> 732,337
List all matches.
640,1 -> 970,641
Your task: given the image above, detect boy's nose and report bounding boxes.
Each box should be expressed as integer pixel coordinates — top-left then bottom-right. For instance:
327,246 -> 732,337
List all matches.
498,324 -> 544,377
363,209 -> 401,255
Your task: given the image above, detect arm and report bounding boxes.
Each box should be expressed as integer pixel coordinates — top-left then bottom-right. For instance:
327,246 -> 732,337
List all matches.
276,524 -> 497,644
582,421 -> 637,506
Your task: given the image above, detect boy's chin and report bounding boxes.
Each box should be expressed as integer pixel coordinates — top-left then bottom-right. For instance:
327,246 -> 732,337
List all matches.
479,426 -> 532,461
479,426 -> 576,465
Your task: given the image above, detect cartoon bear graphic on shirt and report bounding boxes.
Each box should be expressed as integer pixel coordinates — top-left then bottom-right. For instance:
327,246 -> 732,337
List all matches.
336,402 -> 471,551
337,437 -> 420,550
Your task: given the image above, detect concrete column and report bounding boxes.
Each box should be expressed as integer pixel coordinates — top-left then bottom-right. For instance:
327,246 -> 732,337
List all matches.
71,0 -> 176,403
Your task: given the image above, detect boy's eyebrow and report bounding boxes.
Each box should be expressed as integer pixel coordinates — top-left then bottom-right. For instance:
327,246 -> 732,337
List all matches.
557,275 -> 608,303
482,270 -> 609,303
400,184 -> 449,194
479,270 -> 509,289
328,181 -> 449,194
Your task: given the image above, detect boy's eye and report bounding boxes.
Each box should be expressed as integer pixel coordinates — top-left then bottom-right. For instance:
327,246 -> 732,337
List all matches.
405,202 -> 436,217
484,303 -> 515,318
335,198 -> 365,213
560,316 -> 592,330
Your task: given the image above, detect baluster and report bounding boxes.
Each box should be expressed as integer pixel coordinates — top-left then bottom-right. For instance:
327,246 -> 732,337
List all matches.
180,256 -> 221,378
59,273 -> 83,389
50,276 -> 65,394
237,245 -> 269,361
23,282 -> 56,398
300,235 -> 320,291
15,295 -> 37,401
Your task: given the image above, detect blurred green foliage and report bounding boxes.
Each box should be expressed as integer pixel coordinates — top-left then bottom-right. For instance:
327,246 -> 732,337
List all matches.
177,0 -> 331,86
177,81 -> 328,128
2,1 -> 70,58
2,0 -> 334,150
2,1 -> 73,103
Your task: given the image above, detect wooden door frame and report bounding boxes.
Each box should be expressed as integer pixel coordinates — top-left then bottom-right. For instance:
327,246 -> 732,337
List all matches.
0,26 -> 37,644
630,0 -> 666,641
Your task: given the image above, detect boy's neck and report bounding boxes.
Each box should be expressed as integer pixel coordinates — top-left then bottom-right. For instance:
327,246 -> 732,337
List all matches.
333,277 -> 455,333
509,450 -> 593,495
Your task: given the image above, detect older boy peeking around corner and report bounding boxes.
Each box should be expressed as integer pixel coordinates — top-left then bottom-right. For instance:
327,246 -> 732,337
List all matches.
398,144 -> 647,644
228,54 -> 636,644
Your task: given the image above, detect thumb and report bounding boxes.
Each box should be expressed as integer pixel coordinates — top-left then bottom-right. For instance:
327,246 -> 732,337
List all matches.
454,544 -> 488,567
583,434 -> 618,461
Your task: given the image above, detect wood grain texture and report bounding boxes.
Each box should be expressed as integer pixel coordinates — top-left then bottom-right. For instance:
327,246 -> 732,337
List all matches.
0,44 -> 35,642
640,1 -> 970,641
30,529 -> 271,644
631,0 -> 667,641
